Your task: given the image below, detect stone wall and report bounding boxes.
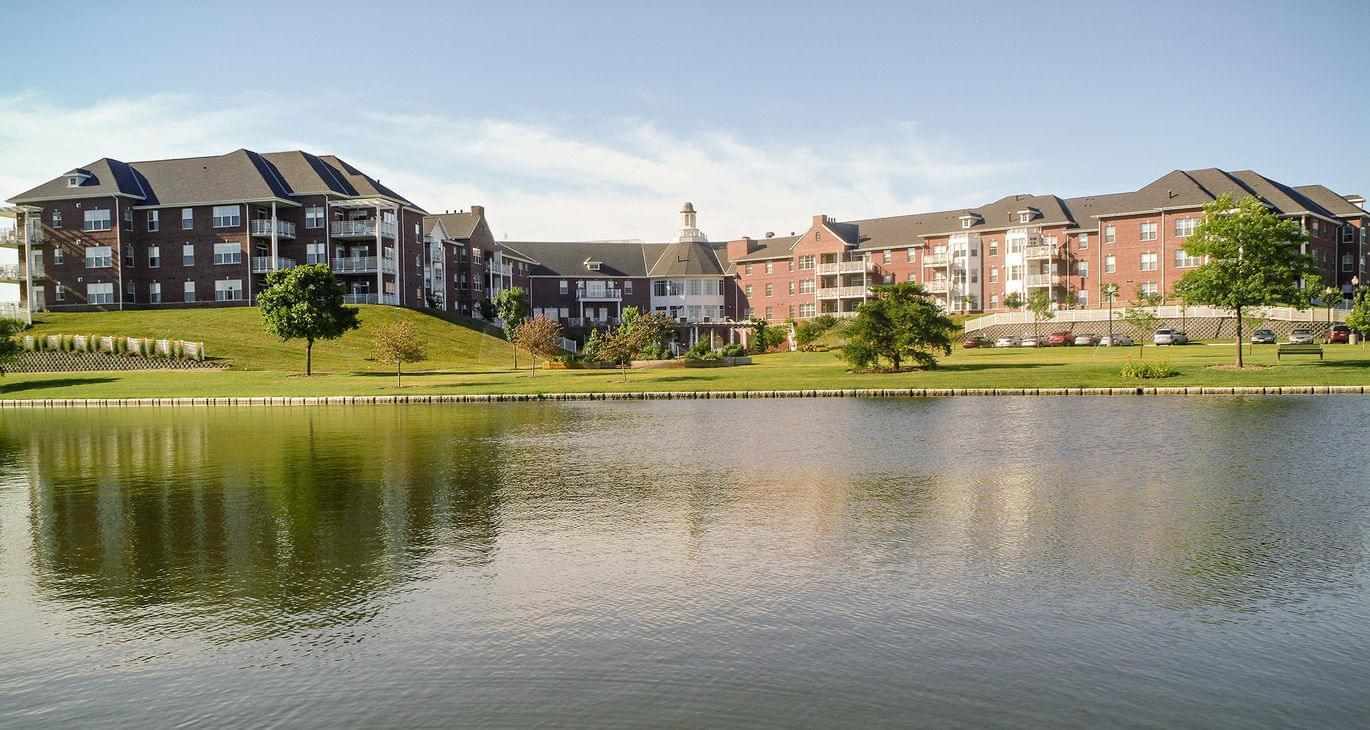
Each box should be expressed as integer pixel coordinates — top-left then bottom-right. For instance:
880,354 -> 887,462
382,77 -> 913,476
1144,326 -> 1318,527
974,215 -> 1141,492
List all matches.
971,317 -> 1338,342
7,351 -> 227,373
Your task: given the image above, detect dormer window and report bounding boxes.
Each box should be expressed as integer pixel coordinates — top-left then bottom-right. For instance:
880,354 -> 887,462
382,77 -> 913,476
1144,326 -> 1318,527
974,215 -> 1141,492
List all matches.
585,259 -> 602,271
959,213 -> 982,229
1019,213 -> 1031,223
65,170 -> 92,188
961,219 -> 972,229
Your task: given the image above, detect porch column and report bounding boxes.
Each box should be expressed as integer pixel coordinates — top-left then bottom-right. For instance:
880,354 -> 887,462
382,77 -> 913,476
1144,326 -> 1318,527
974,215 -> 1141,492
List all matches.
374,205 -> 383,303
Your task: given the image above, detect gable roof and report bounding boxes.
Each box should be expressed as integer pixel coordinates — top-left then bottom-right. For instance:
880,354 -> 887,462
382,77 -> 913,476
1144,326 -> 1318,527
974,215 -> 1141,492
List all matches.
426,211 -> 481,240
1293,184 -> 1367,218
647,241 -> 728,276
729,235 -> 801,263
501,240 -> 728,277
8,157 -> 148,202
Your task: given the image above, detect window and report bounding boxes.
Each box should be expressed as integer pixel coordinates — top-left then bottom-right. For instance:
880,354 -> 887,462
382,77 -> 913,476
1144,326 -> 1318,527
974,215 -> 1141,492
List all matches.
1340,226 -> 1354,244
988,242 -> 998,257
764,306 -> 773,319
124,245 -> 135,267
473,246 -> 482,258
150,282 -> 161,303
123,208 -> 133,231
1105,255 -> 1116,273
125,282 -> 136,303
906,249 -> 916,262
653,280 -> 667,297
214,279 -> 243,301
55,286 -> 65,302
1140,282 -> 1158,298
85,245 -> 113,268
303,242 -> 324,265
306,206 -> 325,229
798,279 -> 814,294
147,210 -> 159,231
1342,255 -> 1355,273
182,244 -> 195,266
799,303 -> 816,318
764,261 -> 773,274
1104,224 -> 1116,244
184,281 -> 197,302
989,267 -> 999,284
212,205 -> 241,228
624,280 -> 633,294
788,280 -> 795,295
687,279 -> 702,296
1140,252 -> 1158,271
1077,233 -> 1088,249
990,293 -> 999,309
213,242 -> 241,265
1078,261 -> 1088,278
907,272 -> 917,282
1174,217 -> 1198,237
798,255 -> 815,270
1174,249 -> 1202,268
1078,290 -> 1088,307
1019,212 -> 1032,223
745,265 -> 752,276
52,248 -> 63,265
884,274 -> 894,284
882,250 -> 892,264
788,259 -> 794,272
83,209 -> 111,232
182,208 -> 194,230
764,283 -> 773,297
52,211 -> 62,229
1140,221 -> 1158,241
559,280 -> 568,294
1007,265 -> 1022,281
745,285 -> 753,296
87,282 -> 114,305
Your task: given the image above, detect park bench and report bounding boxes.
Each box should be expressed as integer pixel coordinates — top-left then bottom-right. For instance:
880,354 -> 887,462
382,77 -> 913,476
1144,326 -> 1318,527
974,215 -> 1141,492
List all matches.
1276,343 -> 1324,360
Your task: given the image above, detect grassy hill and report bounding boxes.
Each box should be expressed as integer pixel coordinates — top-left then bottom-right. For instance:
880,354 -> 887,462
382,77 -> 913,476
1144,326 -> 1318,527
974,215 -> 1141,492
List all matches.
23,306 -> 516,373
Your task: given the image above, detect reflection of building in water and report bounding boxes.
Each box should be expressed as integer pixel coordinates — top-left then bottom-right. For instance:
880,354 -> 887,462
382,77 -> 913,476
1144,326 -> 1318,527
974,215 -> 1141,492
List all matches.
11,407 -> 574,636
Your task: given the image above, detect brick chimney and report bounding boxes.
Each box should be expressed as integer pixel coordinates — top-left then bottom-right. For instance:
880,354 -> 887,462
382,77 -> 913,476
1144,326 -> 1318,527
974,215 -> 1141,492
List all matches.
470,205 -> 485,218
812,214 -> 828,228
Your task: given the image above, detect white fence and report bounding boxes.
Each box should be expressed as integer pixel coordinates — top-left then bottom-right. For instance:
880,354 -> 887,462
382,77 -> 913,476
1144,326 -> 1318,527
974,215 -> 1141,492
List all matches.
965,304 -> 1347,332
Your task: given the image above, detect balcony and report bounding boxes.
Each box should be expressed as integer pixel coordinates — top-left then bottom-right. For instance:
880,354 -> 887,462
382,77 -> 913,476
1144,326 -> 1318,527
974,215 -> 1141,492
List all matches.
816,259 -> 870,275
1025,273 -> 1060,288
343,293 -> 400,305
924,279 -> 951,293
1024,244 -> 1058,260
816,285 -> 869,299
249,219 -> 297,239
0,229 -> 18,248
331,256 -> 397,274
923,252 -> 950,267
331,220 -> 397,239
576,286 -> 623,301
0,264 -> 20,282
251,256 -> 297,273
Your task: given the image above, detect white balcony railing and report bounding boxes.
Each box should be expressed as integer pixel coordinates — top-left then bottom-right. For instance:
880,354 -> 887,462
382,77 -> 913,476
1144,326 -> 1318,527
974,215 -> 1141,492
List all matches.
1025,273 -> 1059,287
330,220 -> 397,239
816,259 -> 870,275
817,285 -> 869,299
249,219 -> 297,238
576,286 -> 623,300
331,256 -> 397,274
923,252 -> 950,267
0,229 -> 19,247
924,279 -> 951,293
344,293 -> 379,304
1024,244 -> 1057,260
251,256 -> 297,273
0,264 -> 21,281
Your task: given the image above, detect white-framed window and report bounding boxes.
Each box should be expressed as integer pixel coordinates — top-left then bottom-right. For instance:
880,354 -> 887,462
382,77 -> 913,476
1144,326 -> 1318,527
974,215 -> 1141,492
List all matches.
1104,224 -> 1116,244
1342,254 -> 1355,273
882,250 -> 892,264
624,280 -> 633,294
181,208 -> 194,230
215,279 -> 243,301
745,284 -> 753,296
989,267 -> 999,283
559,279 -> 568,294
212,205 -> 241,228
184,281 -> 197,302
1019,212 -> 1032,223
183,244 -> 195,266
83,209 -> 111,232
125,281 -> 136,303
788,280 -> 795,295
1140,252 -> 1158,271
52,248 -> 63,265
798,255 -> 815,270
473,246 -> 482,258
764,283 -> 774,297
85,245 -> 113,268
1174,249 -> 1202,268
305,206 -> 325,229
52,211 -> 62,229
54,285 -> 65,302
764,306 -> 773,319
1078,261 -> 1088,278
764,261 -> 773,274
988,241 -> 999,256
124,244 -> 135,267
1174,217 -> 1198,237
1140,221 -> 1158,241
961,218 -> 973,229
1007,265 -> 1022,281
1105,255 -> 1116,273
799,303 -> 816,318
149,281 -> 161,303
906,272 -> 916,282
906,249 -> 916,262
123,208 -> 133,231
1140,282 -> 1158,298
306,242 -> 326,264
1077,233 -> 1089,249
688,278 -> 702,296
1078,289 -> 1088,307
213,242 -> 241,265
147,210 -> 160,231
744,264 -> 752,276
799,279 -> 814,294
87,282 -> 114,305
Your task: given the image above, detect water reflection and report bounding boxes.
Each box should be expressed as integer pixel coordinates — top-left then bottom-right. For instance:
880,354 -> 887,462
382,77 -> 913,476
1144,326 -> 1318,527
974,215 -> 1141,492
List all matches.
1,398 -> 1368,726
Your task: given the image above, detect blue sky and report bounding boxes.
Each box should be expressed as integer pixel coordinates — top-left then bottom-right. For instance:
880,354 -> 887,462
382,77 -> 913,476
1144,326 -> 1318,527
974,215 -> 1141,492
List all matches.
2,0 -> 1368,247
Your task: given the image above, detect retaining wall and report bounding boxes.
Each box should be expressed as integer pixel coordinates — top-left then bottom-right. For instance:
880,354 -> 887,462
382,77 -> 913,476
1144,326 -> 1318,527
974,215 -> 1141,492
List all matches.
6,352 -> 228,373
971,317 -> 1338,342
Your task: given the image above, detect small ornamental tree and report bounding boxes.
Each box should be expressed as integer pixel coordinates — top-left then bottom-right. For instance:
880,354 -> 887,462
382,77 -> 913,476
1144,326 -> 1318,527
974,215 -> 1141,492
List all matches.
622,307 -> 676,358
0,318 -> 23,377
1003,292 -> 1024,311
1121,306 -> 1160,340
1171,194 -> 1323,367
794,314 -> 839,351
511,315 -> 562,377
839,282 -> 957,371
1347,286 -> 1370,343
598,325 -> 646,382
1026,289 -> 1054,335
257,264 -> 360,376
370,320 -> 428,387
493,287 -> 531,368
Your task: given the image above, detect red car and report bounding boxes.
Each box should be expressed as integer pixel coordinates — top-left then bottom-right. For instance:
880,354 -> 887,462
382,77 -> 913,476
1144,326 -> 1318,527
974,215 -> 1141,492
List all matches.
1046,330 -> 1075,346
1327,324 -> 1352,344
962,335 -> 990,348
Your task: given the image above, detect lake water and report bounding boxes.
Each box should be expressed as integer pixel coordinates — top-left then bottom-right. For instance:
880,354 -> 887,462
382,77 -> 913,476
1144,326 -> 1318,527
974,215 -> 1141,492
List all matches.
1,398 -> 1369,727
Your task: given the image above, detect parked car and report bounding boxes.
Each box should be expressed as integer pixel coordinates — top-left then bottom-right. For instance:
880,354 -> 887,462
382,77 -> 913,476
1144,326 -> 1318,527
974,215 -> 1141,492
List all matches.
1099,335 -> 1135,347
1046,330 -> 1075,346
1288,328 -> 1315,345
1073,333 -> 1100,346
1020,336 -> 1043,348
962,335 -> 990,348
994,336 -> 1019,348
1153,328 -> 1188,345
1326,324 -> 1352,344
1251,329 -> 1277,344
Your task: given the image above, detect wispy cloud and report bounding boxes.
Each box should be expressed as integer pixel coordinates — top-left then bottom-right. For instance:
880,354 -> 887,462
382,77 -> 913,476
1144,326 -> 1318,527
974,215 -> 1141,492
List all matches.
0,92 -> 1026,243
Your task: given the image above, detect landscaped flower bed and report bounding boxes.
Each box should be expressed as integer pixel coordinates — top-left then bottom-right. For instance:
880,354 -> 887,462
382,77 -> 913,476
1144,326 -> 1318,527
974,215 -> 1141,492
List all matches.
22,334 -> 207,361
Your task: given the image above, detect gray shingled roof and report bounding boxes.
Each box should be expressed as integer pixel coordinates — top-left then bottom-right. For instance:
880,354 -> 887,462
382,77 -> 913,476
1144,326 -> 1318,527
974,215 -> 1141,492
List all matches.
646,241 -> 727,276
316,155 -> 417,208
8,158 -> 147,202
502,240 -> 727,277
1293,184 -> 1366,218
426,211 -> 480,239
730,235 -> 801,263
260,151 -> 358,196
131,149 -> 293,206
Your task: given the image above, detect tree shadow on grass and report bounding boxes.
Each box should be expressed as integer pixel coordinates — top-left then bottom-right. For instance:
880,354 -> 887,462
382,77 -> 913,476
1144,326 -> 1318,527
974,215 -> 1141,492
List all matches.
0,377 -> 118,395
936,362 -> 1067,373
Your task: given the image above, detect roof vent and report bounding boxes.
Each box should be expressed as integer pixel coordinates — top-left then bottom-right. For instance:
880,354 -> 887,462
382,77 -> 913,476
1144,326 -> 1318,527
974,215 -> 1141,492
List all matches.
1168,189 -> 1177,199
765,232 -> 775,238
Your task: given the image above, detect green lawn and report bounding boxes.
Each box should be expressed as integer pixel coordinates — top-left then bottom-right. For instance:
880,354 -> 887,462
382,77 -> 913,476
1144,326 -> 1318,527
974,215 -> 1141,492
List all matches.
3,308 -> 1370,399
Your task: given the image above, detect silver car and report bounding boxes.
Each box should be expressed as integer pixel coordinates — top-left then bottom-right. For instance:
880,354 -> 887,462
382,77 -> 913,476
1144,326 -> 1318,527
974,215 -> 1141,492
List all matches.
1020,336 -> 1042,348
1099,335 -> 1135,347
1074,333 -> 1100,346
994,336 -> 1018,348
1288,328 -> 1315,344
1153,328 -> 1188,345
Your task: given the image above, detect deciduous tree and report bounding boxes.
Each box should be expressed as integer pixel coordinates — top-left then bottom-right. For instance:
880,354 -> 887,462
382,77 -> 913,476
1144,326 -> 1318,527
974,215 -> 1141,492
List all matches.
1026,290 -> 1054,335
1171,194 -> 1322,367
493,287 -> 531,369
370,320 -> 428,387
0,318 -> 23,377
257,264 -> 360,376
511,315 -> 563,377
839,282 -> 957,371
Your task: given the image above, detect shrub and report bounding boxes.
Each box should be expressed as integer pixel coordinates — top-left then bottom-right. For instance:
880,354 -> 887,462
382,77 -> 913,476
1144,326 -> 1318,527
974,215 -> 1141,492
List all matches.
1120,360 -> 1178,379
640,343 -> 674,361
720,343 -> 746,358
